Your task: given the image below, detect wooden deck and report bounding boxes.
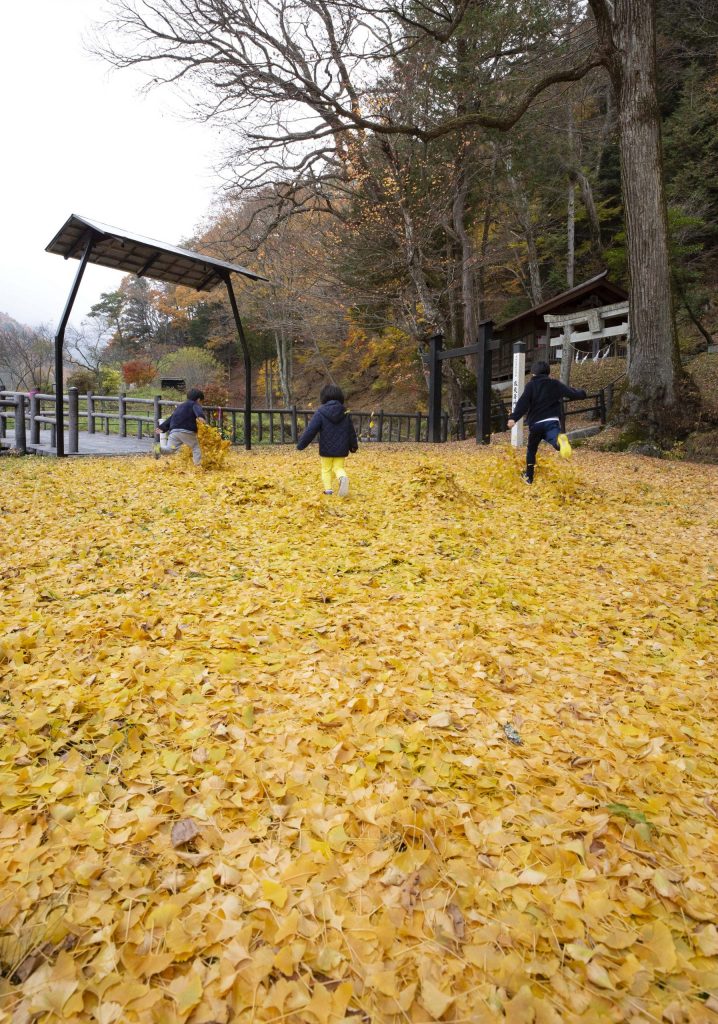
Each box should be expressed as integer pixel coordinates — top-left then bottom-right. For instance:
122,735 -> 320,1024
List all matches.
1,429 -> 155,457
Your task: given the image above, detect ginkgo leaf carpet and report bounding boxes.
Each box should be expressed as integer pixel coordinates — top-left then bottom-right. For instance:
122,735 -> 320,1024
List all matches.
1,445 -> 717,1023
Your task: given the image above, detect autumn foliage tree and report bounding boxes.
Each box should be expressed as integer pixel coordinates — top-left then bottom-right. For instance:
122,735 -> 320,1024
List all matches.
121,359 -> 156,387
94,0 -> 718,437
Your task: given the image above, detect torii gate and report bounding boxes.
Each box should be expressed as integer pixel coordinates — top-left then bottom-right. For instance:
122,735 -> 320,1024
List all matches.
46,214 -> 267,455
544,301 -> 630,384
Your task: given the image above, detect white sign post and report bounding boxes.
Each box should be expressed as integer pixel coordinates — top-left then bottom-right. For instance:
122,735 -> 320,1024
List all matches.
511,342 -> 526,448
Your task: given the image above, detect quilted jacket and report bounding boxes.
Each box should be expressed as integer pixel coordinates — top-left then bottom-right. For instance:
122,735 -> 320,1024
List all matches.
296,400 -> 358,457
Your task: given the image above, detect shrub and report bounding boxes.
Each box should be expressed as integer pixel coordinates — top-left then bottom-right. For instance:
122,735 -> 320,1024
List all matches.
122,359 -> 156,387
202,382 -> 230,407
100,368 -> 123,394
158,348 -> 225,394
66,369 -> 97,393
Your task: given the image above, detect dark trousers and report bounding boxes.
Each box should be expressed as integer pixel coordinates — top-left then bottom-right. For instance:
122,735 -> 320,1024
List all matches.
525,421 -> 561,482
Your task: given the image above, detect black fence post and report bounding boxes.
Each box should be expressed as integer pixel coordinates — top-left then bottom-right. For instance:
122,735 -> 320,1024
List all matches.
87,392 -> 95,434
119,393 -> 127,437
377,410 -> 384,442
14,394 -> 26,454
427,333 -> 443,442
604,383 -> 613,421
476,320 -> 494,444
68,387 -> 79,454
291,405 -> 298,443
30,393 -> 40,445
415,414 -> 422,442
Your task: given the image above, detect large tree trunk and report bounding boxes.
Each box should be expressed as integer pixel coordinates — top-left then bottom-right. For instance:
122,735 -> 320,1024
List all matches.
577,169 -> 602,253
275,327 -> 292,406
452,160 -> 481,350
591,0 -> 697,437
505,156 -> 543,305
566,179 -> 576,290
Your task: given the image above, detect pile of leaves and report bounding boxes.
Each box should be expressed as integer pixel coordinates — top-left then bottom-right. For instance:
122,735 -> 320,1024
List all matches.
177,421 -> 232,471
1,445 -> 717,1023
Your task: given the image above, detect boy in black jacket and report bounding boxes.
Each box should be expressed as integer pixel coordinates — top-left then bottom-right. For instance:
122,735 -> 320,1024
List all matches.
158,388 -> 206,465
507,361 -> 587,484
297,384 -> 358,496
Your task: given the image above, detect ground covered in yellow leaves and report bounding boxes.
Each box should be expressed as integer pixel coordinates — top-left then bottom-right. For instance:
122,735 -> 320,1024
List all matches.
1,443 -> 717,1024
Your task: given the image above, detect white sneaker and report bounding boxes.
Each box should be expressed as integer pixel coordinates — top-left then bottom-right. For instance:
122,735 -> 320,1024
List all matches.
338,475 -> 349,497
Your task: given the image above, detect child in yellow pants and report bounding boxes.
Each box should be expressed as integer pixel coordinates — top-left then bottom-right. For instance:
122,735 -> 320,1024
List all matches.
321,457 -> 348,494
297,385 -> 358,496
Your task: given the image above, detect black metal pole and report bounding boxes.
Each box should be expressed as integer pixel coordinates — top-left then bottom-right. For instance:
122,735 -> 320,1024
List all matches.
427,333 -> 443,442
224,274 -> 252,450
475,326 -> 485,445
481,320 -> 494,444
475,321 -> 494,445
54,231 -> 95,457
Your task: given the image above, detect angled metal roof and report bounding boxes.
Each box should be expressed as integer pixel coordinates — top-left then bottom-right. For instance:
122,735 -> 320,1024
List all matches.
46,214 -> 268,291
497,271 -> 628,332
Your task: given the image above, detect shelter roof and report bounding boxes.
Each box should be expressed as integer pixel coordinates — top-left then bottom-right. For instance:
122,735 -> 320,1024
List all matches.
45,214 -> 267,291
496,272 -> 628,333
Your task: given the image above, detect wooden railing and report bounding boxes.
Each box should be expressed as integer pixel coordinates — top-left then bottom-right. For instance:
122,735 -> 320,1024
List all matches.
1,385 -> 613,456
1,391 -> 448,453
457,388 -> 608,440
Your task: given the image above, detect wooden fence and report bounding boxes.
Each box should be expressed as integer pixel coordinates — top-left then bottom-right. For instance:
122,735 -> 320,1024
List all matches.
457,388 -> 607,441
0,390 -> 449,454
1,386 -> 610,456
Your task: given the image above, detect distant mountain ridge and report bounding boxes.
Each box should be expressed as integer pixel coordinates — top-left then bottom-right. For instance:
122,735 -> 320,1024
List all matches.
0,312 -> 28,332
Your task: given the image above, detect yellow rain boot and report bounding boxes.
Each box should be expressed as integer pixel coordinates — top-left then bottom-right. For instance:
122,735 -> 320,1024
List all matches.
557,433 -> 572,459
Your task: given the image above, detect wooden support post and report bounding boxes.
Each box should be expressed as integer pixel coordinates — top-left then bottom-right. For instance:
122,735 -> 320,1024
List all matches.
476,320 -> 494,445
87,392 -> 95,434
605,382 -> 614,419
482,349 -> 493,443
415,414 -> 422,442
119,394 -> 127,437
30,393 -> 40,445
53,230 -> 95,457
223,273 -> 252,450
68,387 -> 79,454
511,342 -> 527,448
560,324 -> 572,385
269,411 -> 275,445
290,405 -> 298,443
14,394 -> 26,453
427,333 -> 443,442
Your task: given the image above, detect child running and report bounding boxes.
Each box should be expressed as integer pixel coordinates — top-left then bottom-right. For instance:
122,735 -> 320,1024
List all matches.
296,384 -> 358,496
507,361 -> 587,484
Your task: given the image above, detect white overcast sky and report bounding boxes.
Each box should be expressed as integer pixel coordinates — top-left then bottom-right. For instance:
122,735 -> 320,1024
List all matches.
0,0 -> 225,328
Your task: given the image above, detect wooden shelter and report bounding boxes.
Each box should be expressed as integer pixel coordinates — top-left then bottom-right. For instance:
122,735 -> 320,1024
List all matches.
45,214 -> 267,454
492,272 -> 628,381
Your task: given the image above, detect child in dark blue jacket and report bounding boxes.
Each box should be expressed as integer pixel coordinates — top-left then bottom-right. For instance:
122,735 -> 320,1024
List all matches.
507,361 -> 587,484
297,384 -> 358,496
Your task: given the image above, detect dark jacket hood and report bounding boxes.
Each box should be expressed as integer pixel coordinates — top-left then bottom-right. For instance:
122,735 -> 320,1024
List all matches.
319,400 -> 347,424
